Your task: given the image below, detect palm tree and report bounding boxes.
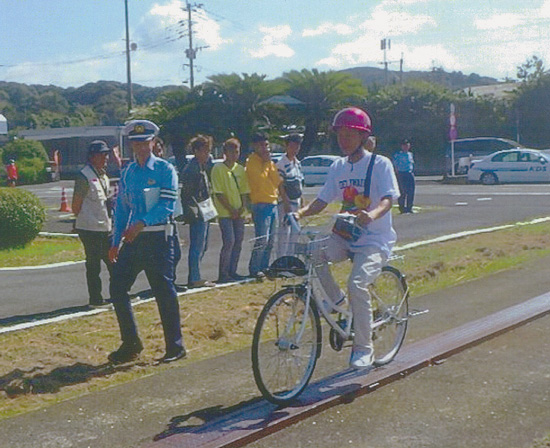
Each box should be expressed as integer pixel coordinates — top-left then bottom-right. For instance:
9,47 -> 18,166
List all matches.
282,69 -> 367,157
203,73 -> 279,149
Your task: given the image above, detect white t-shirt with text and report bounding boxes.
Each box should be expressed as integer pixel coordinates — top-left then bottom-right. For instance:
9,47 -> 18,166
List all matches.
317,151 -> 400,255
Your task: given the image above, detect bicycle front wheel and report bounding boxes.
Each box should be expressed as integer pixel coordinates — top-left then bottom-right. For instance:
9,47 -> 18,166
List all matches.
370,266 -> 408,366
252,287 -> 322,405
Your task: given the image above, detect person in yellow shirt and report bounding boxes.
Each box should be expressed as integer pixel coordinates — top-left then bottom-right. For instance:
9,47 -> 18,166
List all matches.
211,138 -> 250,283
245,132 -> 289,278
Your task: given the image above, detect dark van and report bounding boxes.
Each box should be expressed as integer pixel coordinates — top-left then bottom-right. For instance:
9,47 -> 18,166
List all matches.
445,137 -> 523,175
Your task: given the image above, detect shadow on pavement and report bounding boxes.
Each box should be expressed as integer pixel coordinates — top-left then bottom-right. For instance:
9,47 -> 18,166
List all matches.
0,361 -> 139,397
152,370 -> 365,444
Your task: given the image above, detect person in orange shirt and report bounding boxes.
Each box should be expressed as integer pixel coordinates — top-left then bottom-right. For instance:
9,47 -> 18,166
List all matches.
6,159 -> 18,187
245,132 -> 289,278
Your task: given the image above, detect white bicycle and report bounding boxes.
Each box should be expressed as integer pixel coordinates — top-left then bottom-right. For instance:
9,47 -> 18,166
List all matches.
251,215 -> 415,405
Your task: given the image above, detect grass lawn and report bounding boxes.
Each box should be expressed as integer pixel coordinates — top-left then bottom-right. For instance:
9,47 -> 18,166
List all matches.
2,221 -> 550,423
0,236 -> 83,267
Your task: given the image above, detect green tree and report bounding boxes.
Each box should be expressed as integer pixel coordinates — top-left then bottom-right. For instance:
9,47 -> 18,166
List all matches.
517,55 -> 545,84
282,69 -> 367,157
369,80 -> 455,173
203,73 -> 278,148
2,139 -> 48,163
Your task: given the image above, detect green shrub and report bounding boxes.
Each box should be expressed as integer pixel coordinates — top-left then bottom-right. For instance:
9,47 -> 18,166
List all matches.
0,188 -> 46,249
2,140 -> 48,163
17,157 -> 48,185
2,140 -> 49,185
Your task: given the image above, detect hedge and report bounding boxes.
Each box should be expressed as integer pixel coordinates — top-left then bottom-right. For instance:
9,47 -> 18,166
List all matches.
0,188 -> 46,249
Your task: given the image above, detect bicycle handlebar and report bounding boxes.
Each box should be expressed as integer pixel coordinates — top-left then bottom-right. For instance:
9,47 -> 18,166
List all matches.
284,213 -> 302,233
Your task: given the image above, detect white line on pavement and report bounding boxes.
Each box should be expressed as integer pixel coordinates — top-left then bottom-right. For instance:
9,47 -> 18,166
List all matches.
2,215 -> 550,334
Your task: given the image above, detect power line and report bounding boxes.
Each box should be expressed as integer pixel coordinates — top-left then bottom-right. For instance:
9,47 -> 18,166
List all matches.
201,6 -> 247,32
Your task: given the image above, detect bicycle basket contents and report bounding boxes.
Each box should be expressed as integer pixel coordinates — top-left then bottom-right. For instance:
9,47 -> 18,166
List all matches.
332,214 -> 362,242
331,153 -> 376,242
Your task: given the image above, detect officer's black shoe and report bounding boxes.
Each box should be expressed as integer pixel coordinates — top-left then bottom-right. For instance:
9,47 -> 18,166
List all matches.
108,341 -> 143,364
89,298 -> 107,307
158,347 -> 187,364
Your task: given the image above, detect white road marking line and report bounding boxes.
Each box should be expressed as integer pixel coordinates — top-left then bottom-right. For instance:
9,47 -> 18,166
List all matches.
3,215 -> 550,333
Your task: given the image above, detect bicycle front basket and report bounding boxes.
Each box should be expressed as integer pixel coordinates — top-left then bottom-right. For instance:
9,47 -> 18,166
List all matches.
265,256 -> 307,279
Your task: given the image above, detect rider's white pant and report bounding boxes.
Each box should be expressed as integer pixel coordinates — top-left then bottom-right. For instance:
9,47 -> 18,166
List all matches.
315,235 -> 387,352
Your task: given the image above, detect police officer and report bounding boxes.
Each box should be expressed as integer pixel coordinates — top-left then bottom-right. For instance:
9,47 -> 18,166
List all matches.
72,140 -> 113,307
108,119 -> 186,364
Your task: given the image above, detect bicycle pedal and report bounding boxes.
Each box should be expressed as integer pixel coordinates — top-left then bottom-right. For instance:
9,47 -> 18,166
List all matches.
408,308 -> 429,317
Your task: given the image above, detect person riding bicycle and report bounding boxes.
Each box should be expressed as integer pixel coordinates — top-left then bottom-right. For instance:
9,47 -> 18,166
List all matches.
294,106 -> 400,370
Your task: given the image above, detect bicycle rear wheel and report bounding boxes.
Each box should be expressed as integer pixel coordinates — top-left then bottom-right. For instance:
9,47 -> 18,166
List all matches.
370,266 -> 408,366
252,287 -> 322,405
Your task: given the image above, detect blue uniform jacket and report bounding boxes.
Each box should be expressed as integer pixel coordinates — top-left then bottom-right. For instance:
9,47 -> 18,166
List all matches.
112,155 -> 178,247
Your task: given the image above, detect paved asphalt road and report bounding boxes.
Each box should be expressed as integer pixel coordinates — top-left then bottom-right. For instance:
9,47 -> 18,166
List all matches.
2,179 -> 550,320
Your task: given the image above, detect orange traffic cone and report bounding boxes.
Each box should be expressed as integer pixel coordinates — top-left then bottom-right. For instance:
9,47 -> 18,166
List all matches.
59,187 -> 71,212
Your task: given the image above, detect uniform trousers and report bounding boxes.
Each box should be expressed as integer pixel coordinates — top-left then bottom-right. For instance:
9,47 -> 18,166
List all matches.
396,171 -> 415,213
77,229 -> 112,303
110,231 -> 183,352
315,235 -> 386,352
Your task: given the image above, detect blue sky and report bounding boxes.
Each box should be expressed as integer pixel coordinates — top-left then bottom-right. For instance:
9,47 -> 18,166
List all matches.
1,0 -> 550,88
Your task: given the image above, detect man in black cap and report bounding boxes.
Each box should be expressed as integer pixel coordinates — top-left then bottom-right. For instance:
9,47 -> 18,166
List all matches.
72,140 -> 113,307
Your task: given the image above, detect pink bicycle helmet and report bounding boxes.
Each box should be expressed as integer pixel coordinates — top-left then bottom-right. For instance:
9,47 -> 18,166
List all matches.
331,107 -> 372,134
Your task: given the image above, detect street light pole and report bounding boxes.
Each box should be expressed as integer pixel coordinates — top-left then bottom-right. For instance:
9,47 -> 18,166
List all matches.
187,1 -> 195,89
124,0 -> 133,114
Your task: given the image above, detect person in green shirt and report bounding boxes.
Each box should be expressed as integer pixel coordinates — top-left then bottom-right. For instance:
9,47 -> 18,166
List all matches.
211,138 -> 251,283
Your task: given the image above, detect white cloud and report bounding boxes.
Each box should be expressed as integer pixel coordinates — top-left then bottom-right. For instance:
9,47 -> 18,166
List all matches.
131,0 -> 229,53
539,0 -> 550,18
249,25 -> 294,58
474,13 -> 525,30
404,44 -> 462,72
302,22 -> 353,37
380,0 -> 431,5
367,7 -> 436,35
315,34 -> 383,68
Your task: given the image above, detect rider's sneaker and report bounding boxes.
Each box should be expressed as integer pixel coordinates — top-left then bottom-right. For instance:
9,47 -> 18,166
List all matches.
349,348 -> 374,370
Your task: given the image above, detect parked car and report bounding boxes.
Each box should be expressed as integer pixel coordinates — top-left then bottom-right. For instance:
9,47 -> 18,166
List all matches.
270,152 -> 284,163
301,155 -> 340,186
446,137 -> 523,175
467,149 -> 550,185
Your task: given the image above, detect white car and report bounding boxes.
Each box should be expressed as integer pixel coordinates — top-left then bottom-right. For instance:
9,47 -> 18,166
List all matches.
301,155 -> 340,186
468,149 -> 550,185
270,152 -> 284,163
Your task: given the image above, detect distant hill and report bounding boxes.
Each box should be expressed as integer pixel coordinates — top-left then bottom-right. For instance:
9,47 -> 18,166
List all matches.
341,66 -> 500,90
0,80 -> 183,130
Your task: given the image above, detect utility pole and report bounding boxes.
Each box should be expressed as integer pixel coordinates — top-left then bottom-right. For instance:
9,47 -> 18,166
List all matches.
400,52 -> 404,84
124,0 -> 133,114
381,38 -> 390,85
183,1 -> 208,89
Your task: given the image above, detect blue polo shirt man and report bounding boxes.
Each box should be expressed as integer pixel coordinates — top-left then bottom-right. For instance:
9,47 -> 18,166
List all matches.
392,138 -> 415,214
108,119 -> 185,364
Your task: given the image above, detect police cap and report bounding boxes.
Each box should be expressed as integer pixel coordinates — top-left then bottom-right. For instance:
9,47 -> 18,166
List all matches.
125,119 -> 159,141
